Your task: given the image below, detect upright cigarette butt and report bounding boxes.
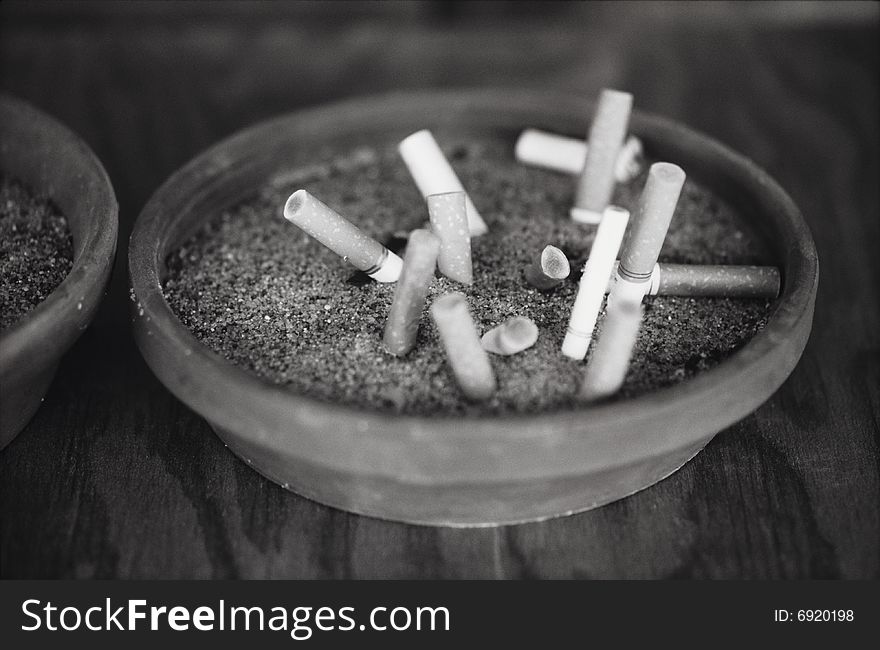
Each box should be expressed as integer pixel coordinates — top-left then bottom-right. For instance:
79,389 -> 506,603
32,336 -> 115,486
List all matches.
431,293 -> 496,401
399,129 -> 489,236
283,190 -> 403,282
524,245 -> 571,291
654,264 -> 781,298
383,229 -> 441,356
580,300 -> 643,402
427,191 -> 473,285
562,206 -> 630,360
571,89 -> 633,224
612,162 -> 686,304
606,262 -> 781,298
515,129 -> 644,182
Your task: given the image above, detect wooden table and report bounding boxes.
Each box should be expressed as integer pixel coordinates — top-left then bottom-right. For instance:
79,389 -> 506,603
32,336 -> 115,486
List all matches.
1,1 -> 877,579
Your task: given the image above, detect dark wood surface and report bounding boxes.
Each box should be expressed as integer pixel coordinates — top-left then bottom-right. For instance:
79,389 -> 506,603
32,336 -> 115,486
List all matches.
1,1 -> 877,579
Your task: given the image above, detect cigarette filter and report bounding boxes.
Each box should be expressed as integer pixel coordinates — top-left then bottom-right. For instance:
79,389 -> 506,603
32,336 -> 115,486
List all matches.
611,162 -> 685,304
571,89 -> 633,224
561,206 -> 630,360
399,129 -> 489,236
524,244 -> 571,291
605,262 -> 781,299
431,292 -> 497,401
283,190 -> 403,282
653,263 -> 781,298
427,191 -> 473,285
580,299 -> 643,401
481,316 -> 539,356
515,129 -> 644,182
383,229 -> 441,356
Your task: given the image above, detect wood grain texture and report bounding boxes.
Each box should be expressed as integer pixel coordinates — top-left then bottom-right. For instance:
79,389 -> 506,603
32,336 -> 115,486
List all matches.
1,2 -> 877,579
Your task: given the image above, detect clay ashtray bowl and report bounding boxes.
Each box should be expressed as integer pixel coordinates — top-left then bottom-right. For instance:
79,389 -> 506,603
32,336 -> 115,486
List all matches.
129,89 -> 817,526
0,96 -> 118,448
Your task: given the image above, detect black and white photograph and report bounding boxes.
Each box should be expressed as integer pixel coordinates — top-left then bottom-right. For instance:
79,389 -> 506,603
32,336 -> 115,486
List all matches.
0,0 -> 877,641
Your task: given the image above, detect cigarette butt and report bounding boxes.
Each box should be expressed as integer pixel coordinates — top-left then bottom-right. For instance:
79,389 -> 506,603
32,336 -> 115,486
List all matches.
571,89 -> 634,224
516,129 -> 587,175
612,162 -> 686,304
524,245 -> 571,291
427,191 -> 473,285
399,129 -> 489,236
580,300 -> 643,402
431,293 -> 497,401
654,264 -> 781,298
605,262 -> 781,299
481,316 -> 539,356
383,229 -> 441,356
562,206 -> 630,360
283,190 -> 403,282
515,129 -> 644,183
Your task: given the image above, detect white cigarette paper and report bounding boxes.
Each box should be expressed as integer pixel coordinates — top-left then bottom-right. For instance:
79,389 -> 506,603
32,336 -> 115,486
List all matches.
431,293 -> 496,401
427,191 -> 473,285
571,89 -> 633,224
398,129 -> 489,236
283,190 -> 402,282
580,300 -> 643,401
610,162 -> 685,305
561,206 -> 630,360
515,129 -> 644,182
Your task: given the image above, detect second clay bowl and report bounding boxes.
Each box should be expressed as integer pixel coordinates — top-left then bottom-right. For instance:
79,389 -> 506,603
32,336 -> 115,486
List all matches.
0,96 -> 118,449
129,89 -> 817,526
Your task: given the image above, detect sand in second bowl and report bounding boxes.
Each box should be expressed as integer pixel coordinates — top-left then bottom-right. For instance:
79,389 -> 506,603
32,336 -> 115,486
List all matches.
163,138 -> 774,416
